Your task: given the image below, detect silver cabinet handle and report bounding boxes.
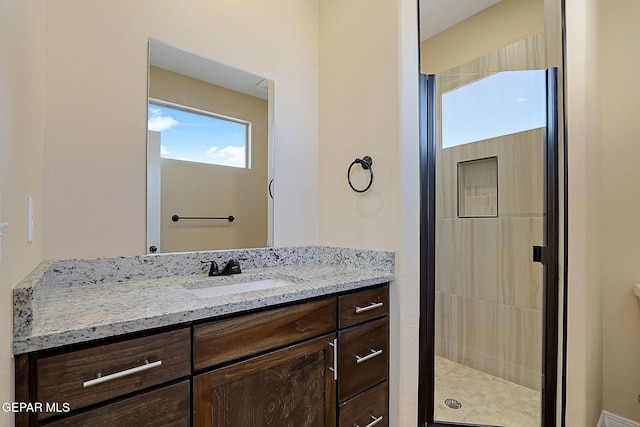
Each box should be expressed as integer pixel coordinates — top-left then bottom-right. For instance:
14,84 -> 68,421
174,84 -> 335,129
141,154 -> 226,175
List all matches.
329,338 -> 338,380
355,414 -> 384,427
83,359 -> 162,388
354,348 -> 383,364
355,302 -> 383,314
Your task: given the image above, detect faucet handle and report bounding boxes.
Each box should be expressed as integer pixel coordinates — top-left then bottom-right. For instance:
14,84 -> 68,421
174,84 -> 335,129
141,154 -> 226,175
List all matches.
201,260 -> 219,276
221,259 -> 242,275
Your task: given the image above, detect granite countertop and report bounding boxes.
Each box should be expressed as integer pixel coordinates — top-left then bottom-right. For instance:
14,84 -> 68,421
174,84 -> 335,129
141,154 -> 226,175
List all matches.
13,246 -> 394,354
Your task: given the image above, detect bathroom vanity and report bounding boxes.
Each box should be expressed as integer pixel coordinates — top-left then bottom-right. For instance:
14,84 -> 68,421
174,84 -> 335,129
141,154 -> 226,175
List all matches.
13,246 -> 393,426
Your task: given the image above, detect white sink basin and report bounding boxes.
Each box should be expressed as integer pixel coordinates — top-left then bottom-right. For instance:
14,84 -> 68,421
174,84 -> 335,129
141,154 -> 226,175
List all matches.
187,278 -> 296,299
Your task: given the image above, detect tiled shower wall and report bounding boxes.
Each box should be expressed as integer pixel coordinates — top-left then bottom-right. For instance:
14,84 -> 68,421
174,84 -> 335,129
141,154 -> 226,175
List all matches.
434,34 -> 545,391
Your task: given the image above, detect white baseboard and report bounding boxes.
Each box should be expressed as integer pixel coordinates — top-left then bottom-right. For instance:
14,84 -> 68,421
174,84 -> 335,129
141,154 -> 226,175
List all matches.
598,411 -> 640,427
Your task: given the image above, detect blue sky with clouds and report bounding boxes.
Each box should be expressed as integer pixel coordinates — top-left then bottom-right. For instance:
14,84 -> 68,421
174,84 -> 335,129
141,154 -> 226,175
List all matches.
441,70 -> 547,148
148,104 -> 247,168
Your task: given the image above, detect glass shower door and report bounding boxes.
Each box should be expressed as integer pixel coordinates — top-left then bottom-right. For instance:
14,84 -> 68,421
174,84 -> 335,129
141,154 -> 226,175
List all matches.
423,69 -> 559,427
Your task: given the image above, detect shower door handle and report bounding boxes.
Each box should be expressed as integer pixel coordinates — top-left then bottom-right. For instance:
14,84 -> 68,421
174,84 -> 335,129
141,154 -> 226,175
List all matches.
533,246 -> 548,264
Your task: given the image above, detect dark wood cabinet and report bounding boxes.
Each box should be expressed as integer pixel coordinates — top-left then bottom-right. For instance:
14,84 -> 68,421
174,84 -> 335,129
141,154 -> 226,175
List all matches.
45,381 -> 190,427
36,329 -> 190,419
338,317 -> 389,401
194,298 -> 336,371
16,284 -> 389,426
194,334 -> 336,427
338,285 -> 389,328
336,285 -> 389,426
339,382 -> 388,427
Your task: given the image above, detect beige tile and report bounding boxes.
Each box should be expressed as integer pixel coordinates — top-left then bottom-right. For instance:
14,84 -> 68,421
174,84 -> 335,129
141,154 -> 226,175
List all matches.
458,157 -> 498,218
497,129 -> 544,218
493,304 -> 543,390
497,217 -> 544,309
435,292 -> 461,361
436,126 -> 543,222
436,34 -> 544,86
498,34 -> 546,71
436,218 -> 499,301
462,297 -> 495,366
435,291 -> 543,390
437,294 -> 497,374
434,356 -> 541,427
435,218 -> 457,296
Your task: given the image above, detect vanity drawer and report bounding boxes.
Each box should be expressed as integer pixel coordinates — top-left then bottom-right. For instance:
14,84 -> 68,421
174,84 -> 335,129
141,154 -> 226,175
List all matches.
37,328 -> 190,419
339,284 -> 388,328
46,380 -> 190,427
338,317 -> 388,401
194,298 -> 336,371
339,381 -> 389,427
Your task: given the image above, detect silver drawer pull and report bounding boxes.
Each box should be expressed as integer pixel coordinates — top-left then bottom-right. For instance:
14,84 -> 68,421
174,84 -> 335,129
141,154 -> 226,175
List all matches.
354,348 -> 383,364
355,414 -> 384,427
329,338 -> 338,380
355,302 -> 383,314
83,359 -> 162,388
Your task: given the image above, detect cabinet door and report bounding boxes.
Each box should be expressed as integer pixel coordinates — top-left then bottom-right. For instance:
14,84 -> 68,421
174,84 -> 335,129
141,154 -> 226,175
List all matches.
193,334 -> 336,427
46,380 -> 190,427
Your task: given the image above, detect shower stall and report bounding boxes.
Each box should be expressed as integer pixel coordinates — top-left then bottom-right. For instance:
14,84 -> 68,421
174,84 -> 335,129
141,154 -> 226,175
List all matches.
418,36 -> 561,427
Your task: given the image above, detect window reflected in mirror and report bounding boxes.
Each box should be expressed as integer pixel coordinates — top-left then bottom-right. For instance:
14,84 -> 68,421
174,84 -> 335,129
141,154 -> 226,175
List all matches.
148,100 -> 250,168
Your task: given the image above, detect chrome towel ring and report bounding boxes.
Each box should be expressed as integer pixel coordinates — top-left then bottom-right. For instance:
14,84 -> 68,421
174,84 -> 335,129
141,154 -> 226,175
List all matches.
347,155 -> 373,193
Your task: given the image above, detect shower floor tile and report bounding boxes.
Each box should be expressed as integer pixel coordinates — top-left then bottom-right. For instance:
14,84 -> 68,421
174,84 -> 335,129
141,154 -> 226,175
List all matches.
434,356 -> 540,427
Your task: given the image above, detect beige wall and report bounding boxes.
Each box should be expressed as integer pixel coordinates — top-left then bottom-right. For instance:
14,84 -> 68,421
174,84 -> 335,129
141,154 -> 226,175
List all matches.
564,0 -> 605,425
160,157 -> 267,251
0,0 -> 46,424
421,0 -> 544,74
150,67 -> 268,251
599,0 -> 640,421
318,0 -> 420,425
43,0 -> 319,260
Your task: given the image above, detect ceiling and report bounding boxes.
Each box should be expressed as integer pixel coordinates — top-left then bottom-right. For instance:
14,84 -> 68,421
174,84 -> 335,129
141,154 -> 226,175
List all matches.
420,0 -> 502,40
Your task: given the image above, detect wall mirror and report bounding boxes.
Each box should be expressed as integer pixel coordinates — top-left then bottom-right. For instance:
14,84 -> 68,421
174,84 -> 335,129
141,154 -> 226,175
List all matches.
147,38 -> 274,254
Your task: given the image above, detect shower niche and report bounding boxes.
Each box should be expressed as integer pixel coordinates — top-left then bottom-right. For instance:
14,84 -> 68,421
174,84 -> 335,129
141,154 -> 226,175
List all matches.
457,156 -> 498,218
